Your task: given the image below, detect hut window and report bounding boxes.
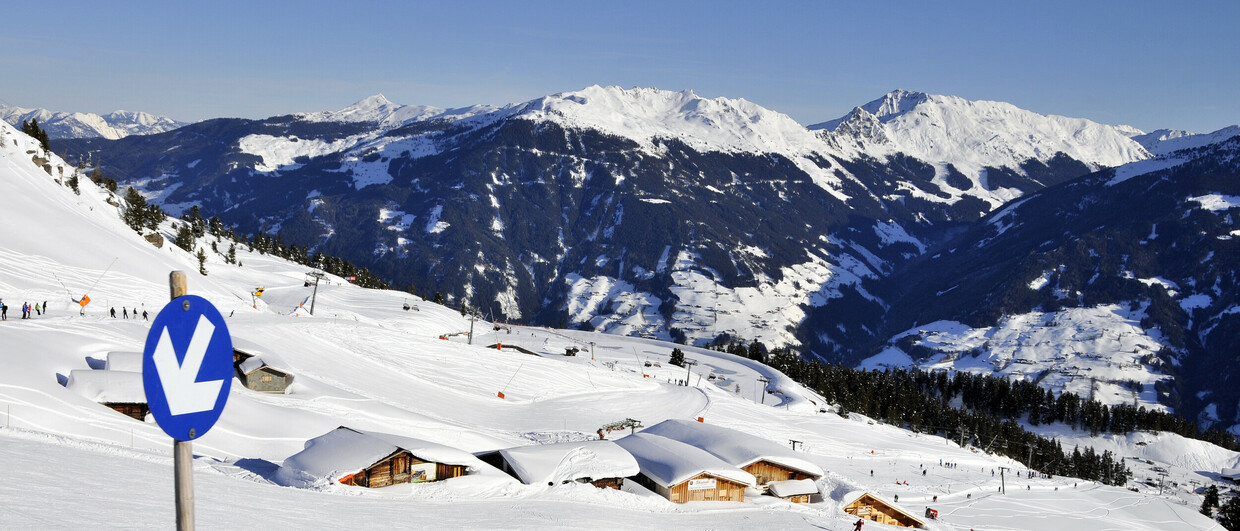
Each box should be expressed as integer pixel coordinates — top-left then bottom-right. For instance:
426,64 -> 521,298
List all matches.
261,374 -> 273,384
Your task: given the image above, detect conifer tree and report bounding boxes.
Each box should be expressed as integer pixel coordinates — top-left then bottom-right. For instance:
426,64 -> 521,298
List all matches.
1219,494 -> 1240,531
122,187 -> 148,233
196,248 -> 208,275
669,347 -> 685,367
174,224 -> 196,252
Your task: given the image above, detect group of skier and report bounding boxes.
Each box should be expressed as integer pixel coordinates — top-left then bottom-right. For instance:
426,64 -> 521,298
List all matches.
0,299 -> 48,320
109,306 -> 147,320
0,298 -> 152,321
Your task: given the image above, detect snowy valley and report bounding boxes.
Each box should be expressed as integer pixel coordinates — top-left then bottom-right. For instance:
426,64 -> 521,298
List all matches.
1,99 -> 1236,529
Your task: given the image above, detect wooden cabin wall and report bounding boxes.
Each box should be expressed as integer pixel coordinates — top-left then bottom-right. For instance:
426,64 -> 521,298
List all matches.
666,473 -> 746,503
105,403 -> 149,421
440,463 -> 467,479
844,495 -> 922,528
743,461 -> 813,484
591,477 -> 624,490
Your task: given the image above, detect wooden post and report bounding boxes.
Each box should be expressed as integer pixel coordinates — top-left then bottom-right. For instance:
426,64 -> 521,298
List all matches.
169,271 -> 194,531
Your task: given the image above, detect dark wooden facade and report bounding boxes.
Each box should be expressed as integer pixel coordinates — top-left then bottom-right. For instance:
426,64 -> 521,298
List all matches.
591,477 -> 624,490
743,460 -> 815,486
340,450 -> 467,488
104,402 -> 149,421
844,493 -> 925,528
633,472 -> 747,503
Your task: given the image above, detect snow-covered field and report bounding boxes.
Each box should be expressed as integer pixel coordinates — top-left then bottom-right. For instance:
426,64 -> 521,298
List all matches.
863,305 -> 1174,412
0,120 -> 1229,529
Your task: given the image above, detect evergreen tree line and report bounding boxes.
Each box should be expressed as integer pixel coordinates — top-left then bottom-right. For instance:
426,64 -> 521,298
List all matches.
111,183 -> 391,289
757,348 -> 1239,452
786,359 -> 1131,485
693,337 -> 1240,485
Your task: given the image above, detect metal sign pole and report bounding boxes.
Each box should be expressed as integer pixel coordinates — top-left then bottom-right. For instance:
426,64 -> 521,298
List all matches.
169,271 -> 194,531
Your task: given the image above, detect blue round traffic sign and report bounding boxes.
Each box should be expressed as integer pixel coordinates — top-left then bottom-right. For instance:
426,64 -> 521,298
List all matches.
142,295 -> 233,441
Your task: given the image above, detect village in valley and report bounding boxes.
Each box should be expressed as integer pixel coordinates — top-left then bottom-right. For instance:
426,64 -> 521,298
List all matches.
0,117 -> 1233,530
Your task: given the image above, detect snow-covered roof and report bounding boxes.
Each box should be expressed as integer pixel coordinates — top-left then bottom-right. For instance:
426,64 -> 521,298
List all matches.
239,356 -> 285,376
230,336 -> 270,356
842,490 -> 926,526
65,369 -> 145,403
768,478 -> 818,498
280,426 -> 482,483
1222,467 -> 1240,480
495,440 -> 639,485
613,432 -> 755,488
104,351 -> 142,372
639,419 -> 824,479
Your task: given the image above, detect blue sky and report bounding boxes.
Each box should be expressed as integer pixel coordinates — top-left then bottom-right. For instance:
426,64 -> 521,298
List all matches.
1,1 -> 1236,132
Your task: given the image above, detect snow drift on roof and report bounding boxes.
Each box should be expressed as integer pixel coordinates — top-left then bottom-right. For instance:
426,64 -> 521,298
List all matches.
280,426 -> 482,483
767,478 -> 818,497
238,356 -> 282,376
65,369 -> 145,403
104,351 -> 143,372
639,419 -> 824,478
496,440 -> 639,486
613,432 -> 755,488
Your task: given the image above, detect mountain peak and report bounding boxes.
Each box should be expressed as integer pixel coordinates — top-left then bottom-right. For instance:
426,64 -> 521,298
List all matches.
867,89 -> 931,121
354,93 -> 393,108
513,85 -> 829,157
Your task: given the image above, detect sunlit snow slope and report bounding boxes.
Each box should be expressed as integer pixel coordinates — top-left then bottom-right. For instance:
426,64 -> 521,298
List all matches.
0,120 -> 1225,530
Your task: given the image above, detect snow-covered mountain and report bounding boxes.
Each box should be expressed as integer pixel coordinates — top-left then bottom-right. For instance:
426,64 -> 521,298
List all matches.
50,86 -> 1239,404
0,103 -> 186,139
0,113 -> 1226,530
1123,125 -> 1240,156
869,131 -> 1240,430
812,90 -> 1152,208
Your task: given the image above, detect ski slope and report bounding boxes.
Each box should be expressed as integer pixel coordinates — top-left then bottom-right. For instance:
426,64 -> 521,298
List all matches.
0,120 -> 1226,529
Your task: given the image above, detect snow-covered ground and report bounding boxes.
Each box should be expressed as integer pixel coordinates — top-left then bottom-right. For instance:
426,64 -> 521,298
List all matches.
0,120 -> 1227,529
863,305 -> 1174,412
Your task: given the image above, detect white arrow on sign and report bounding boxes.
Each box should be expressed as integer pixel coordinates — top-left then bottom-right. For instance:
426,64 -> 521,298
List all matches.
152,314 -> 225,415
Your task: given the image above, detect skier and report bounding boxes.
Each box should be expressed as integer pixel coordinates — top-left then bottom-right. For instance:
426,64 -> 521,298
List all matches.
853,518 -> 864,531
43,300 -> 47,314
923,469 -> 927,476
0,300 -> 6,320
34,302 -> 40,315
123,307 -> 128,319
142,310 -> 148,320
110,307 -> 116,318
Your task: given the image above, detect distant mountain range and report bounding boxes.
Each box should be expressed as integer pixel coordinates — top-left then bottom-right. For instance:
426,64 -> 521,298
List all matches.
0,104 -> 186,140
44,86 -> 1240,432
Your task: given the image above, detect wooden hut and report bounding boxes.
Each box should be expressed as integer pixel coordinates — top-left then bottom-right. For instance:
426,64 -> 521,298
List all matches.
236,356 -> 292,393
477,440 -> 639,489
639,419 -> 824,490
614,432 -> 755,503
842,492 -> 926,528
64,369 -> 148,421
280,427 -> 481,488
768,479 -> 817,503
